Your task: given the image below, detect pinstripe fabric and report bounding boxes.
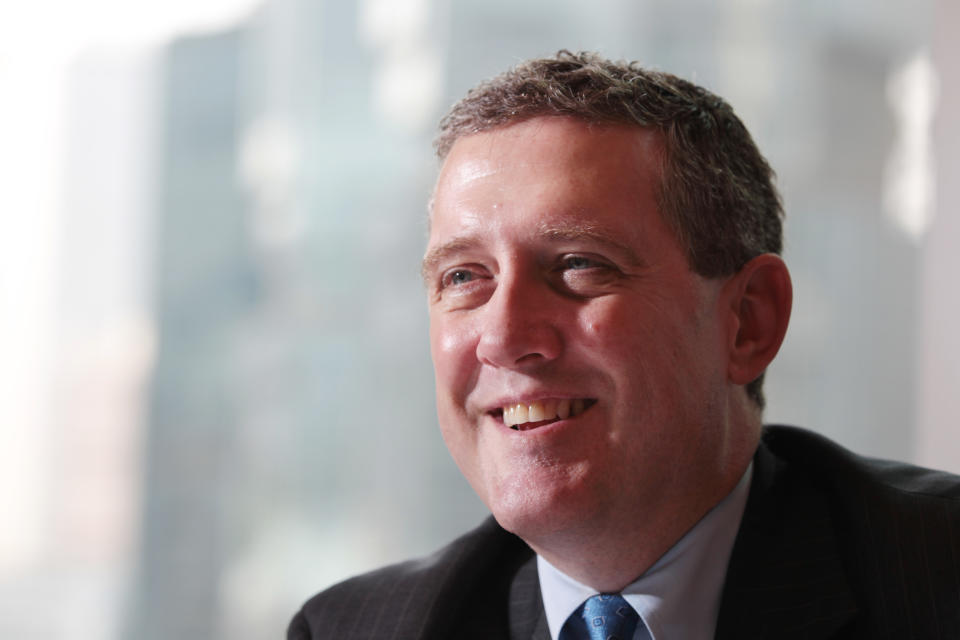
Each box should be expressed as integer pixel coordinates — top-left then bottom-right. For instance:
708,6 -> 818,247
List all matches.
716,426 -> 960,639
288,517 -> 547,640
290,426 -> 960,639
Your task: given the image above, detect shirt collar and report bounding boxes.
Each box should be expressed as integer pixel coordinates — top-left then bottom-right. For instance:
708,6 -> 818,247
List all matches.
537,463 -> 753,640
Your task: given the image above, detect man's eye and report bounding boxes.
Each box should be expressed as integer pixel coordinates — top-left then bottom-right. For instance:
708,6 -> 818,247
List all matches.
441,267 -> 482,289
450,270 -> 473,285
554,254 -> 621,296
562,255 -> 601,270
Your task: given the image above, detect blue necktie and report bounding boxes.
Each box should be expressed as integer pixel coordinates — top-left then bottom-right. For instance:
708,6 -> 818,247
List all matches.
561,593 -> 641,640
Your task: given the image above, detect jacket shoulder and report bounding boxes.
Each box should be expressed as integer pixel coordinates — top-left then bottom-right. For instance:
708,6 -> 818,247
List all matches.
759,425 -> 960,635
288,517 -> 531,640
762,424 -> 960,503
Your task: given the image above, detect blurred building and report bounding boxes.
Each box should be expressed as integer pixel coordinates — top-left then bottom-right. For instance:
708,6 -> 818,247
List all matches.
126,2 -> 455,637
125,27 -> 251,639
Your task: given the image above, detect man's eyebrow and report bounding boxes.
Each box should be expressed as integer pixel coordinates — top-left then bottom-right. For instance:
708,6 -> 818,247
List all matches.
421,236 -> 482,284
537,221 -> 647,267
421,222 -> 648,283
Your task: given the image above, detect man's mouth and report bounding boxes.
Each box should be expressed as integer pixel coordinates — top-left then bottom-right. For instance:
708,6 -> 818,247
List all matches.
494,398 -> 597,430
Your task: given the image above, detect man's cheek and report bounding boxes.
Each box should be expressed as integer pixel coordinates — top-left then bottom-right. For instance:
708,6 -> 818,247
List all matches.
433,322 -> 480,380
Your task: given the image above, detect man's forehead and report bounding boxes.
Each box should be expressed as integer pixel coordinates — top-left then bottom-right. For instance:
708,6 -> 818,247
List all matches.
436,145 -> 502,189
429,116 -> 665,220
436,116 -> 664,182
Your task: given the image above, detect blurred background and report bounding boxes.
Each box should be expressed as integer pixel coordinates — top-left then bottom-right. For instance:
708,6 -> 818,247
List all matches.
1,0 -> 957,637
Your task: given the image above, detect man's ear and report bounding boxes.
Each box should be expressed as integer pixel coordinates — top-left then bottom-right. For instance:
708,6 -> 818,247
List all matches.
723,253 -> 793,386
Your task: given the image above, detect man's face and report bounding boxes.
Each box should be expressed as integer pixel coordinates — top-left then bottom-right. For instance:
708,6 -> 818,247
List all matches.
424,117 -> 744,543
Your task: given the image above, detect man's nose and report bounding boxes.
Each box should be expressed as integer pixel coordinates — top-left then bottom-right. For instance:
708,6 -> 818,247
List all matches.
475,272 -> 563,369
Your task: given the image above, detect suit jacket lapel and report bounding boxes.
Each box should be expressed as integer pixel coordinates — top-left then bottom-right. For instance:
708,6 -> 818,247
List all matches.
457,435 -> 862,640
508,555 -> 551,640
714,441 -> 859,639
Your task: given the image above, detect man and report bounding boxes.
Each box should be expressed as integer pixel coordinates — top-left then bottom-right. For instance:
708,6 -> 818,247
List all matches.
289,52 -> 960,639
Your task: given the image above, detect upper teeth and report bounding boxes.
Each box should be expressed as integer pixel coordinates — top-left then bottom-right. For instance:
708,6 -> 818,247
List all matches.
502,399 -> 587,428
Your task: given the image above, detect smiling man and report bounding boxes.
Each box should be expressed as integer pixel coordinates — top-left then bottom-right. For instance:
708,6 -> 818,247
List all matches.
290,52 -> 960,640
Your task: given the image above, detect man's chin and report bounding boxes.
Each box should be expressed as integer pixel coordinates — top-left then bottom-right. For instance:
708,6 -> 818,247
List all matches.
485,487 -> 595,546
467,459 -> 601,541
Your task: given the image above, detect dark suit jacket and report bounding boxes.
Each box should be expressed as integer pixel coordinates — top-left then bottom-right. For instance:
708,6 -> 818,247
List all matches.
289,426 -> 960,639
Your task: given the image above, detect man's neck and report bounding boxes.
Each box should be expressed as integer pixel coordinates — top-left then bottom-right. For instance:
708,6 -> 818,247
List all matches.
536,464 -> 754,640
526,458 -> 754,591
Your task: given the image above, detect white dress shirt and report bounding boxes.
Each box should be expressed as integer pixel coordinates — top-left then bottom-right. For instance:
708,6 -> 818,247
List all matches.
537,464 -> 753,640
